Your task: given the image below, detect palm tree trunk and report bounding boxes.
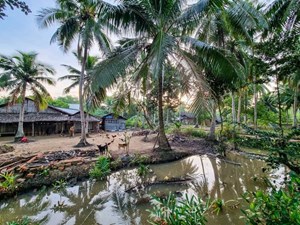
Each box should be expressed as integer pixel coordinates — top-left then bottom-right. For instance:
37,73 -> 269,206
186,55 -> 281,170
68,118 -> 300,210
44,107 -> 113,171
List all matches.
77,45 -> 89,147
231,91 -> 236,123
244,90 -> 248,125
253,76 -> 258,130
293,88 -> 298,128
157,69 -> 171,151
209,101 -> 217,140
85,113 -> 89,137
15,84 -> 26,141
237,91 -> 242,125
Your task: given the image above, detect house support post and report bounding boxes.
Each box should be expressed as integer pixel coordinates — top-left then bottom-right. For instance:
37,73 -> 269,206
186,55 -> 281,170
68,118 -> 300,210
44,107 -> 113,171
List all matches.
32,122 -> 34,137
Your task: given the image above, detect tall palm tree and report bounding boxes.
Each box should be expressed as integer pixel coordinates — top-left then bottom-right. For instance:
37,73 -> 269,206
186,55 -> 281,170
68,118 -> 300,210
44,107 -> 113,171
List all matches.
0,51 -> 55,141
37,0 -> 118,146
59,54 -> 106,135
91,0 -> 241,151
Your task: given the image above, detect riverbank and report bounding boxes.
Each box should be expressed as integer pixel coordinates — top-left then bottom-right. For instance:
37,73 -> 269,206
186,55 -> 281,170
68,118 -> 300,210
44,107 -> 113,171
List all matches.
0,132 -> 219,199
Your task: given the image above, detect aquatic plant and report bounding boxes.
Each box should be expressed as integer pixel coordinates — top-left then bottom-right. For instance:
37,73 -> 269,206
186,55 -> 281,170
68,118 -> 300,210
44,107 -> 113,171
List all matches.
242,172 -> 300,225
137,164 -> 150,177
0,172 -> 18,191
89,156 -> 111,180
6,217 -> 32,225
210,199 -> 224,215
148,193 -> 209,225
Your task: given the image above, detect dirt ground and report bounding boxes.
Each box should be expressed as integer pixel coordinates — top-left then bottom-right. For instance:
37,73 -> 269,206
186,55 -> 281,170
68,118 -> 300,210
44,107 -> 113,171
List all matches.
0,131 -> 218,162
0,131 -> 159,158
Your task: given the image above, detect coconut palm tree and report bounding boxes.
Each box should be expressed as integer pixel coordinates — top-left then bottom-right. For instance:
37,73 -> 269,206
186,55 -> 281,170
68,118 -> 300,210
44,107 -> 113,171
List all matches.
37,0 -> 119,146
265,0 -> 300,33
91,0 -> 242,151
0,51 -> 55,141
59,54 -> 106,135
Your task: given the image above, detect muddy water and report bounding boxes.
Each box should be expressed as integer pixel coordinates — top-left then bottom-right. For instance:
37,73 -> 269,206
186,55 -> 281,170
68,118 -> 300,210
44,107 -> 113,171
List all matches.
0,153 -> 285,225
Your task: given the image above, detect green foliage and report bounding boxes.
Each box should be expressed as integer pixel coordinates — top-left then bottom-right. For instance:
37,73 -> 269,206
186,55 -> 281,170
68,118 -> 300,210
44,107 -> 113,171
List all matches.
0,0 -> 31,20
89,156 -> 111,180
137,164 -> 150,177
6,217 -> 33,225
148,193 -> 209,225
52,179 -> 67,191
238,125 -> 300,174
242,172 -> 300,225
130,153 -> 149,166
38,168 -> 50,177
47,99 -> 69,108
181,127 -> 207,138
0,172 -> 17,190
219,124 -> 238,140
210,199 -> 224,215
0,96 -> 9,105
125,115 -> 143,128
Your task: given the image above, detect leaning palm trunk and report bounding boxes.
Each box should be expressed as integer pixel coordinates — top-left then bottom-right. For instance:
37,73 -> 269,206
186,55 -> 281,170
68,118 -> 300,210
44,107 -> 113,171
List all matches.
293,88 -> 298,127
209,101 -> 217,140
15,85 -> 26,141
157,72 -> 171,151
77,45 -> 89,147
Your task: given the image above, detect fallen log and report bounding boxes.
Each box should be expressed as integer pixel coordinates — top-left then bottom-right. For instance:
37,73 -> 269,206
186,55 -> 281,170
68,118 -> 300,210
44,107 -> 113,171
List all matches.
125,177 -> 194,193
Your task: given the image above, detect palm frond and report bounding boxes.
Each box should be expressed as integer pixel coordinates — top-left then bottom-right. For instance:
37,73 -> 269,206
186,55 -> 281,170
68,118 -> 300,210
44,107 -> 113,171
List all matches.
91,42 -> 143,90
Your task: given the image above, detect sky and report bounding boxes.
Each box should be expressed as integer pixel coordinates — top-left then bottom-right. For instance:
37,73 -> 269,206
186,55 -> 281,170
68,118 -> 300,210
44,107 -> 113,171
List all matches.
0,0 -> 84,98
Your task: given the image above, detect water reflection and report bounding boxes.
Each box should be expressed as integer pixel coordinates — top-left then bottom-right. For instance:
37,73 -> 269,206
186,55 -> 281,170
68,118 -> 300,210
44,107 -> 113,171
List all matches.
0,153 -> 285,225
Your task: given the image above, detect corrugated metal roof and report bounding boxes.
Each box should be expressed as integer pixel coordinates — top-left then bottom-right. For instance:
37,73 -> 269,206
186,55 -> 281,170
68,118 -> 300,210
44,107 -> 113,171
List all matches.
51,106 -> 79,115
102,113 -> 127,120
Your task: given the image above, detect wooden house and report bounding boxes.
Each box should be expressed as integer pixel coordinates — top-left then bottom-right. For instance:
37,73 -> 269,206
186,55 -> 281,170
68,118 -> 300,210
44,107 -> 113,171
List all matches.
179,112 -> 196,125
101,113 -> 127,131
0,98 -> 100,136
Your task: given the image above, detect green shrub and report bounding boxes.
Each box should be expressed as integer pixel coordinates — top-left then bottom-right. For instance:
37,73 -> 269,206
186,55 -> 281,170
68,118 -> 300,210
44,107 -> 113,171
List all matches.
242,172 -> 300,225
0,172 -> 17,191
89,156 -> 111,180
148,193 -> 209,225
181,127 -> 207,138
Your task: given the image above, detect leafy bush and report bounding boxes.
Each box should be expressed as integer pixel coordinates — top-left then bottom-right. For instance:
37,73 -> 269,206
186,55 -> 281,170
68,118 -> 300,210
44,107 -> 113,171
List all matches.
89,156 -> 111,180
181,127 -> 207,138
242,172 -> 300,225
148,193 -> 209,225
0,172 -> 17,190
